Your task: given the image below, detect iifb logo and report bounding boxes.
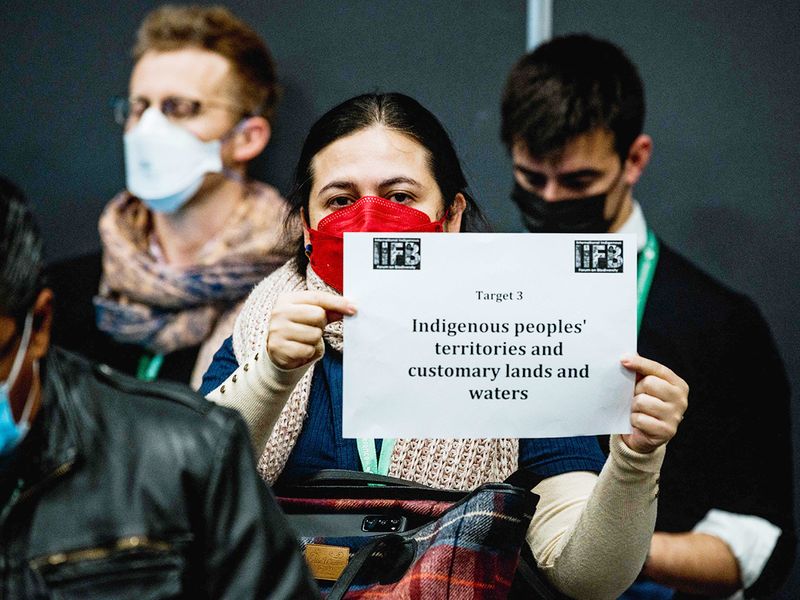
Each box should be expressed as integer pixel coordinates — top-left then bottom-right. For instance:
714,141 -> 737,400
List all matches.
575,240 -> 624,273
373,238 -> 421,270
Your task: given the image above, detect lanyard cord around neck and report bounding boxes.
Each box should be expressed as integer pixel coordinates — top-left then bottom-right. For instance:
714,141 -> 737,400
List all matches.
356,230 -> 659,476
136,353 -> 164,382
356,438 -> 396,476
637,229 -> 660,333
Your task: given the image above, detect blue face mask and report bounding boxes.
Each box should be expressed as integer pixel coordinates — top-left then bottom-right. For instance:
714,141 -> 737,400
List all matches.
0,313 -> 36,457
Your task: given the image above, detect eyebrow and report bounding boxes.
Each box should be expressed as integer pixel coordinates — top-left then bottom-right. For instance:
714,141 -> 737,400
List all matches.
317,176 -> 423,196
559,169 -> 604,180
317,180 -> 358,196
514,165 -> 604,180
378,177 -> 423,189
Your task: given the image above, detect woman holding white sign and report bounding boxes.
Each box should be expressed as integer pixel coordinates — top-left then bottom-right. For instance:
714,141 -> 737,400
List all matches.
200,92 -> 688,599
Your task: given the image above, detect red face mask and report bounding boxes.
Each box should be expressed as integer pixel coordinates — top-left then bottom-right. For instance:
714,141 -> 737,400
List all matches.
306,196 -> 449,292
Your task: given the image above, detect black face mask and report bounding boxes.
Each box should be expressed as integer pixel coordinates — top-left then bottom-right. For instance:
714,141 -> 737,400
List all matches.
511,167 -> 624,233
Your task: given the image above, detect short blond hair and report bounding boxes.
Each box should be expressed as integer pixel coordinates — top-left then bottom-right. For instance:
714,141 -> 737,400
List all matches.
133,5 -> 279,122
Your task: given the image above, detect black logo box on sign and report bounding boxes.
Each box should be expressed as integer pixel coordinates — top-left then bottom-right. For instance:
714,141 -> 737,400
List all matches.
373,238 -> 422,270
575,240 -> 624,273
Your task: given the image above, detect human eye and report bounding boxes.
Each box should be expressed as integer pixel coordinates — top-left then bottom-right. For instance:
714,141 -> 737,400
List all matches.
561,176 -> 594,192
162,97 -> 200,120
129,98 -> 149,120
327,195 -> 355,209
521,172 -> 547,190
387,192 -> 413,204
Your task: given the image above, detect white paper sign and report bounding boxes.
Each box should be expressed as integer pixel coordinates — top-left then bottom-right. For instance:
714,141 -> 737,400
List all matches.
343,233 -> 636,439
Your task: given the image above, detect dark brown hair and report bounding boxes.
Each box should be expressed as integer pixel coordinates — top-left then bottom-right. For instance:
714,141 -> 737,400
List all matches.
501,34 -> 645,161
287,92 -> 489,273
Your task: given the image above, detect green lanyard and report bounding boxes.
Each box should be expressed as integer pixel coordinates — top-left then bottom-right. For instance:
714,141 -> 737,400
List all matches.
355,230 -> 658,476
136,353 -> 164,382
0,478 -> 24,525
637,228 -> 660,333
356,438 -> 396,476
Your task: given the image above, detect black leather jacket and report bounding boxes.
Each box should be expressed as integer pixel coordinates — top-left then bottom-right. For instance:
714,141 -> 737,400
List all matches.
0,348 -> 319,599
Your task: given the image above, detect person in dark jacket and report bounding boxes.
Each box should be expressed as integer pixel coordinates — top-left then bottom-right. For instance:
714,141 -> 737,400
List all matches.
0,176 -> 318,598
500,34 -> 795,599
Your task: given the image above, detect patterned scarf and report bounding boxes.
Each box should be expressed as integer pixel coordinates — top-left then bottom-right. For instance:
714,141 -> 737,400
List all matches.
95,182 -> 293,382
233,260 -> 518,491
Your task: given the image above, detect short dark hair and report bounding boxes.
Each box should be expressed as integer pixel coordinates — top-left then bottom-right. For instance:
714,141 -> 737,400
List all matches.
286,92 -> 489,273
0,177 -> 43,320
133,5 -> 280,123
501,34 -> 645,160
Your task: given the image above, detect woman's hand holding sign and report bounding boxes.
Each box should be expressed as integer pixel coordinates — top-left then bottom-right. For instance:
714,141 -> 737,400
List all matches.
620,354 -> 689,453
267,291 -> 356,370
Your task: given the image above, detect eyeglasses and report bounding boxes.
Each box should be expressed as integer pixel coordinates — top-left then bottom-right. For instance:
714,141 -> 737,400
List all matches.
111,95 -> 247,126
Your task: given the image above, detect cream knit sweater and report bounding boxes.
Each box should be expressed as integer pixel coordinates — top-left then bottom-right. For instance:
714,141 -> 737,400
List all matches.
229,261 -> 519,488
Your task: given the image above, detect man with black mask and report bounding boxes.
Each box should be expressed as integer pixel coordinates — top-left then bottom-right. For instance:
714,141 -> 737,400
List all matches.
501,35 -> 794,599
0,177 -> 317,598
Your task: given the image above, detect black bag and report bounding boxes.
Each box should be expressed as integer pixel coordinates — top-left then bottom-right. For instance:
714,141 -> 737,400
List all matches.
275,469 -> 568,599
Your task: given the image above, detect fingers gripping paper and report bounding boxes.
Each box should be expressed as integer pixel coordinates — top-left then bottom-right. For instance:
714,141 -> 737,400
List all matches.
343,233 -> 636,439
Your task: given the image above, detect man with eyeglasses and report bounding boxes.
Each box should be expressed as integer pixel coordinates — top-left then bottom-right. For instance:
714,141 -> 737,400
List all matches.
0,176 -> 318,598
48,5 -> 293,388
500,34 -> 794,599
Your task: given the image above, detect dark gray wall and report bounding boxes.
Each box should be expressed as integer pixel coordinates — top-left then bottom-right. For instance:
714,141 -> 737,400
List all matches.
0,0 -> 526,261
1,0 -> 798,595
552,2 -> 800,597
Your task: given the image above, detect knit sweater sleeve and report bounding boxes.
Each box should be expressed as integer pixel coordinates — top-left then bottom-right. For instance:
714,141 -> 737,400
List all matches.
528,434 -> 664,599
206,347 -> 317,456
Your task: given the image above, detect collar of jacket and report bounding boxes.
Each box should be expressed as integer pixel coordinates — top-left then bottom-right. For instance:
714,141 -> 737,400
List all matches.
19,349 -> 84,495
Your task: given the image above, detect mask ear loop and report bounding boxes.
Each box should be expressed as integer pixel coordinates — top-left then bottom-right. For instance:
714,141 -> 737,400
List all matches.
1,313 -> 36,431
16,360 -> 38,433
437,208 -> 452,232
219,116 -> 255,185
3,313 -> 33,394
300,208 -> 313,257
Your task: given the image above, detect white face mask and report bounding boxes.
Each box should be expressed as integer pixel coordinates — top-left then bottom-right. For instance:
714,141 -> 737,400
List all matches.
123,108 -> 224,213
